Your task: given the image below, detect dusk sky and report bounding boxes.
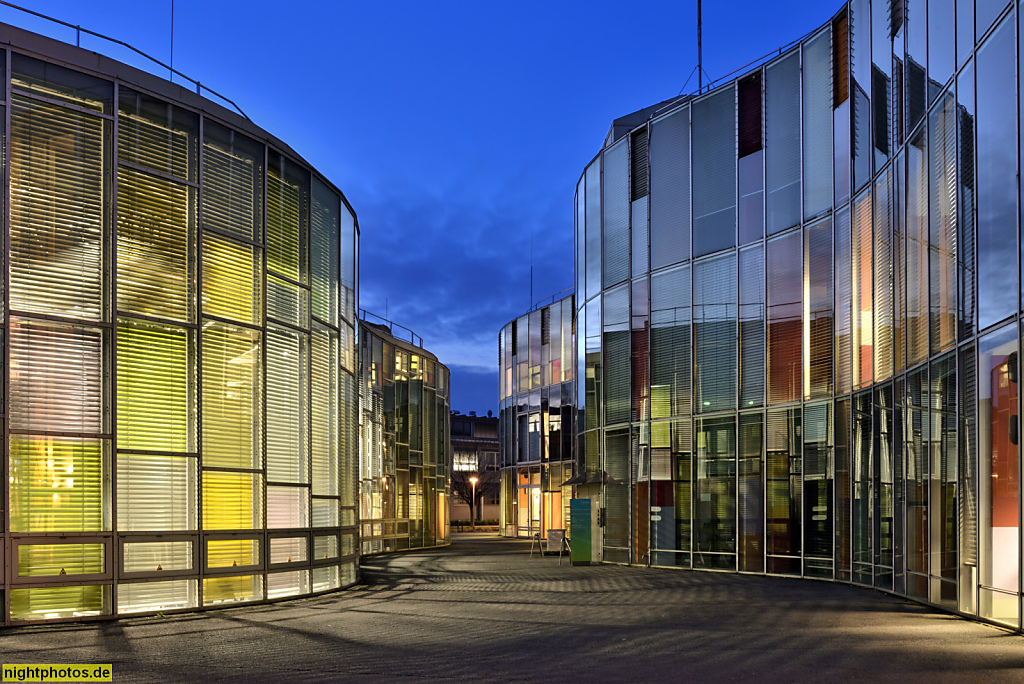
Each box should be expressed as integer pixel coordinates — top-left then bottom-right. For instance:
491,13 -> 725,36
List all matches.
2,0 -> 839,415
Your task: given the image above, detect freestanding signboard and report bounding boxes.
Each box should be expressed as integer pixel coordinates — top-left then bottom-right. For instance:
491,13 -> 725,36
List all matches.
570,499 -> 592,565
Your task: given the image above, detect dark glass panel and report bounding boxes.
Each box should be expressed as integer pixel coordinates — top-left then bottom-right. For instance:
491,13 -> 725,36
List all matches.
202,120 -> 263,242
604,429 -> 630,555
739,246 -> 765,408
738,151 -> 764,245
957,0 -> 974,68
871,0 -> 892,171
766,407 -> 801,574
11,53 -> 112,113
767,232 -> 801,404
694,254 -> 737,412
905,0 -> 928,134
695,416 -> 736,562
835,100 -> 852,205
976,17 -> 1017,329
576,178 -> 584,300
738,413 -> 764,573
651,265 -> 691,419
650,107 -> 691,269
765,52 -> 801,234
632,197 -> 648,278
835,397 -> 852,580
977,0 -> 1011,41
928,0 -> 955,100
692,87 -> 736,256
835,207 -> 853,394
631,279 -> 650,423
804,403 -> 833,577
806,218 -> 834,400
929,93 -> 957,354
929,355 -> 957,599
118,87 -> 198,181
803,28 -> 834,219
873,384 -> 895,591
850,0 -> 872,190
904,367 -> 928,590
603,285 -> 630,426
651,419 -> 692,566
585,158 -> 602,301
893,151 -> 907,372
603,139 -> 629,288
584,298 -> 601,432
852,391 -> 873,585
906,127 -> 929,363
959,343 -> 979,614
738,72 -> 763,157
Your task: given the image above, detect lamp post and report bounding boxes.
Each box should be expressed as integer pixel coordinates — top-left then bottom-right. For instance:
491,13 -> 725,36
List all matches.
469,476 -> 479,531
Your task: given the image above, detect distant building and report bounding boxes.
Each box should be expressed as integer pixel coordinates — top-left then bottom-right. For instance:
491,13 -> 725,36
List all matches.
359,317 -> 451,553
450,412 -> 500,523
498,294 -> 575,538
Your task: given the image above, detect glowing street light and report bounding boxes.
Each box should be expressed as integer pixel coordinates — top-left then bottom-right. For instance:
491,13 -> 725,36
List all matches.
469,476 -> 479,530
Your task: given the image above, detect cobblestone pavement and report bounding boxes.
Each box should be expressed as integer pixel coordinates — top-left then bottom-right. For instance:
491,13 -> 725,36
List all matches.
2,534 -> 1024,682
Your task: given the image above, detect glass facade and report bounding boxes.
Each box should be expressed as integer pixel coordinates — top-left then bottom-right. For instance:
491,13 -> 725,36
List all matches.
498,295 -> 575,538
573,0 -> 1024,630
359,321 -> 450,553
0,26 -> 359,623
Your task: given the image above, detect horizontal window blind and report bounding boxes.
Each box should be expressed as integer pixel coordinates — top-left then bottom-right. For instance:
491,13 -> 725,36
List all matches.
268,570 -> 309,599
10,585 -> 108,621
122,541 -> 192,573
650,107 -> 691,269
116,453 -> 196,531
201,322 -> 262,469
602,139 -> 629,288
267,157 -> 307,282
803,28 -> 833,219
12,54 -> 112,112
207,539 -> 258,567
11,95 -> 105,320
312,324 -> 339,496
267,327 -> 308,484
312,497 -> 340,527
116,167 -> 192,321
739,245 -> 765,407
117,580 -> 196,614
201,121 -> 261,241
651,265 -> 691,418
270,537 -> 307,564
117,318 -> 192,452
313,566 -> 341,592
18,543 -> 104,577
118,87 -> 196,180
202,470 -> 262,530
203,575 -> 262,605
10,436 -> 106,532
202,232 -> 261,325
267,274 -> 308,327
692,87 -> 737,256
694,255 -> 737,412
314,535 -> 339,560
766,52 -> 802,234
10,317 -> 104,433
311,177 -> 340,326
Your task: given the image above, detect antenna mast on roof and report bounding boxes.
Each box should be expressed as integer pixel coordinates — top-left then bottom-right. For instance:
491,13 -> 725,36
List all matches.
169,0 -> 174,82
697,0 -> 702,92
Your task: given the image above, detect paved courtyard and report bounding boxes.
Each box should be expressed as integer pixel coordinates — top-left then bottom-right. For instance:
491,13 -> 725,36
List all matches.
3,534 -> 1024,682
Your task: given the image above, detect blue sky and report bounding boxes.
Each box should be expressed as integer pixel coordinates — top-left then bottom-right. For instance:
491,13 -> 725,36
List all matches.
2,0 -> 840,414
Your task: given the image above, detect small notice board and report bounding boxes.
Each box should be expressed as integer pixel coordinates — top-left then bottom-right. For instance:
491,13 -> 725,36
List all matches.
547,529 -> 565,553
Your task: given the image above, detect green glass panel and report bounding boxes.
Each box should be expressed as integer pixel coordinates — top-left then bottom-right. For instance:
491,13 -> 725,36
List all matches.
10,436 -> 106,532
17,543 -> 104,577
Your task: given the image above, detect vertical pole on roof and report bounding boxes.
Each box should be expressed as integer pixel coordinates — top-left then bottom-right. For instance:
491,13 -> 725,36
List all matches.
697,0 -> 702,92
170,0 -> 174,82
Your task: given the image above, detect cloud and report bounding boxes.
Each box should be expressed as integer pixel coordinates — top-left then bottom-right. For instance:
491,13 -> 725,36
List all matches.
354,174 -> 574,415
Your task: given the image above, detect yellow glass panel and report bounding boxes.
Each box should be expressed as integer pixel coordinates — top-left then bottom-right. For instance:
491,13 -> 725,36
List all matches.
267,164 -> 302,281
202,470 -> 261,530
10,436 -> 105,533
202,322 -> 261,469
117,168 -> 191,321
10,585 -> 109,621
203,574 -> 261,605
18,543 -> 104,577
206,539 -> 258,568
117,319 -> 191,452
202,233 -> 260,325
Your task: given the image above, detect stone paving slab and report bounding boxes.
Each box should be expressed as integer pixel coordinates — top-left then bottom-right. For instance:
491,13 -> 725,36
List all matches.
2,533 -> 1024,682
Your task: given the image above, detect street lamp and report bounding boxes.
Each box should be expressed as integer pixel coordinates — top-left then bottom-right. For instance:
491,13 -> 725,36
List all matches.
469,476 -> 479,530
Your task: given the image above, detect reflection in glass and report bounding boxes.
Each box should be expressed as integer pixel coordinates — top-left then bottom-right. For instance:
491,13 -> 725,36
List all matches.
767,232 -> 801,404
692,87 -> 736,256
694,255 -> 737,412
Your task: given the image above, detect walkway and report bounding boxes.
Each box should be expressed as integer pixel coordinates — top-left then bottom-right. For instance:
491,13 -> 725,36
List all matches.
2,534 -> 1024,682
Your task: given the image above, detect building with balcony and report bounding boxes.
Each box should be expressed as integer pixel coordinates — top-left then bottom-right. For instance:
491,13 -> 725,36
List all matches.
0,21 -> 359,624
574,0 -> 1024,630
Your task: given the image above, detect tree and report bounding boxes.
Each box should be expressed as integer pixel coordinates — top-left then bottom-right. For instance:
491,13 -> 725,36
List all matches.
451,468 -> 500,523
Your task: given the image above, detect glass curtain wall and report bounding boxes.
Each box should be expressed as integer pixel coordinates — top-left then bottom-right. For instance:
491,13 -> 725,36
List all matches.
359,323 -> 450,554
498,295 -> 575,538
1,39 -> 359,623
572,0 -> 1024,632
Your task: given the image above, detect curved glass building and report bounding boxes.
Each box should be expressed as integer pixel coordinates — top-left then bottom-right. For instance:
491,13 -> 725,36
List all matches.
359,317 -> 451,553
498,294 -> 575,538
0,23 -> 359,623
576,0 -> 1024,629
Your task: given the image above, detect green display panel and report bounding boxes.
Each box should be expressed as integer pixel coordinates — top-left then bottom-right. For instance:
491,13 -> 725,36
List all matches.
570,498 -> 592,564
